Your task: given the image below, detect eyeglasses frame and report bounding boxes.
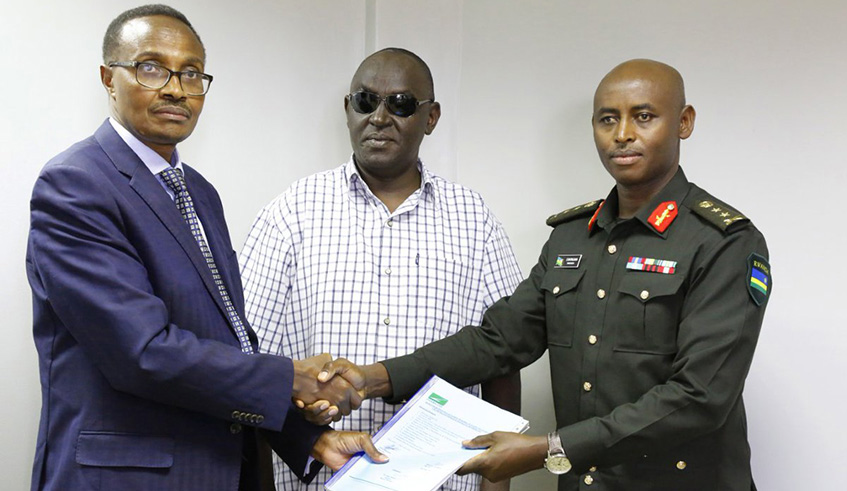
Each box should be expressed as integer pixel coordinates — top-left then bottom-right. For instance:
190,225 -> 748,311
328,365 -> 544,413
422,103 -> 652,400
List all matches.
108,61 -> 213,96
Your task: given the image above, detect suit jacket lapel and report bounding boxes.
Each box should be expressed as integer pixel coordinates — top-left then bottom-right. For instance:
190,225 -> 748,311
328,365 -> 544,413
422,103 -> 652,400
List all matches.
93,121 -> 233,327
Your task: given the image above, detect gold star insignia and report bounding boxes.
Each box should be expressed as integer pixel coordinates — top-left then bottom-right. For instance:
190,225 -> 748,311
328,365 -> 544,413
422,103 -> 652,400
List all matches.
699,201 -> 713,208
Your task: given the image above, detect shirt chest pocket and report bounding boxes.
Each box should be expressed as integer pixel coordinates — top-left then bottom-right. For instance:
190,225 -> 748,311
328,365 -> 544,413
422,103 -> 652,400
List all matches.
614,273 -> 685,355
540,270 -> 585,348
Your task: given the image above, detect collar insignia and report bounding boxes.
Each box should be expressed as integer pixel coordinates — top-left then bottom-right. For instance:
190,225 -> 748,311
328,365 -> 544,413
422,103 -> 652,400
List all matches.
649,201 -> 678,233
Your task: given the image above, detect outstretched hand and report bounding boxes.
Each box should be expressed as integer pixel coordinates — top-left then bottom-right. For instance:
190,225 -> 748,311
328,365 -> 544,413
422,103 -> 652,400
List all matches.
457,432 -> 548,483
295,358 -> 392,424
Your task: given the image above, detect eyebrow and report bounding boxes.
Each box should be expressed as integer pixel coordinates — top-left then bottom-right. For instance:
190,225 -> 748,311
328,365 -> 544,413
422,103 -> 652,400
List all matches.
631,103 -> 657,112
135,51 -> 204,66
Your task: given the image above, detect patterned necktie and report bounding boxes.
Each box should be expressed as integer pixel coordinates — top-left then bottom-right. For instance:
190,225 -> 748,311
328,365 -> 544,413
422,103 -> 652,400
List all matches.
159,167 -> 253,354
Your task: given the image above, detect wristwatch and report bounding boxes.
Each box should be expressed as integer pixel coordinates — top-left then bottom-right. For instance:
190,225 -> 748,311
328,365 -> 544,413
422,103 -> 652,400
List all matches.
544,431 -> 572,475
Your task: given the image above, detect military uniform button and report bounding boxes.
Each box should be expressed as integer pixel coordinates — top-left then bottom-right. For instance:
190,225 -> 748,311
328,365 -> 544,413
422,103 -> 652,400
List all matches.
552,286 -> 560,294
383,317 -> 390,325
589,466 -> 597,472
607,244 -> 617,254
230,423 -> 242,434
583,381 -> 592,392
640,290 -> 649,300
676,461 -> 687,470
584,475 -> 594,485
588,335 -> 598,345
596,289 -> 606,299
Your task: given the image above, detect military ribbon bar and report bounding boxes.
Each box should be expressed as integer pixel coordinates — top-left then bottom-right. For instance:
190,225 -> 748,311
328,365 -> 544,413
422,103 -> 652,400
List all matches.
626,256 -> 677,274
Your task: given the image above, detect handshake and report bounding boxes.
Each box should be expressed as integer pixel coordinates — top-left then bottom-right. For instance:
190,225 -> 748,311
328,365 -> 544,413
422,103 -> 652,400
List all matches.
291,353 -> 391,425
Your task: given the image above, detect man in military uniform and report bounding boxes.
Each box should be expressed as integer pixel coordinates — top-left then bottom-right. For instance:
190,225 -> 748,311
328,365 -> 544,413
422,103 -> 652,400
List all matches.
313,59 -> 771,490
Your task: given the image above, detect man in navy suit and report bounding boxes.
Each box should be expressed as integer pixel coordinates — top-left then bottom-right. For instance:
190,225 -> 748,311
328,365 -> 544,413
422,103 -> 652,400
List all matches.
26,5 -> 384,490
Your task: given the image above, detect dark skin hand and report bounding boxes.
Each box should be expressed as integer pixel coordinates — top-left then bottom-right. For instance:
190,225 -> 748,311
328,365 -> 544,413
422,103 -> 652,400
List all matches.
291,353 -> 365,418
458,432 -> 547,483
312,429 -> 389,471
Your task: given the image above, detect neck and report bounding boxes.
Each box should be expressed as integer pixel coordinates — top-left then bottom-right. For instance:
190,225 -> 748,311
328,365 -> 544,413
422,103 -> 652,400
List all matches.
615,168 -> 677,219
355,159 -> 421,213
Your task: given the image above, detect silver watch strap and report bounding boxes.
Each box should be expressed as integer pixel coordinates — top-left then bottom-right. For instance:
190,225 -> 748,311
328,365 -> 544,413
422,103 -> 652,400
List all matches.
547,431 -> 565,455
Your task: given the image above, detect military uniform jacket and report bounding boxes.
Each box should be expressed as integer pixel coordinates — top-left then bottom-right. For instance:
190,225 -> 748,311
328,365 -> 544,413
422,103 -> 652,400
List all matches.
383,168 -> 770,491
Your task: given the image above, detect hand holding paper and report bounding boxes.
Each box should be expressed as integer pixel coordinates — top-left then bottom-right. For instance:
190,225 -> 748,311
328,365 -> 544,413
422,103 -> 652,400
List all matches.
458,431 -> 548,482
311,429 -> 388,471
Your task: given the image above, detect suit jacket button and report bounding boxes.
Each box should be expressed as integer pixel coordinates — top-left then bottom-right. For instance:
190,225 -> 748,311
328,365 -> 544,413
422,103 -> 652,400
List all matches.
256,415 -> 265,424
230,423 -> 242,434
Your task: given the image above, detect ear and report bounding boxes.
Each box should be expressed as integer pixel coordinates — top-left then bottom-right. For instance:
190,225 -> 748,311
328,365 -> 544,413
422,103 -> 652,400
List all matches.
343,94 -> 350,113
424,101 -> 441,135
679,105 -> 696,140
100,65 -> 116,99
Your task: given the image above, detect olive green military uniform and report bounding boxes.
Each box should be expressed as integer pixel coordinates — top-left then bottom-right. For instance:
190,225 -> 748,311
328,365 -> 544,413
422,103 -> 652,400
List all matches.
383,168 -> 770,491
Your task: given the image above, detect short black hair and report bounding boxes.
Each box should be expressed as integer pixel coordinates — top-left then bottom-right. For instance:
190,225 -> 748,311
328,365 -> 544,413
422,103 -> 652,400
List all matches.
369,47 -> 435,100
102,4 -> 204,63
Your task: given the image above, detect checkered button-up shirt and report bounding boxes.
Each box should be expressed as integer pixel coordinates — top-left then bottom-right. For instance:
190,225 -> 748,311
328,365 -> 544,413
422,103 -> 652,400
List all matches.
239,158 -> 522,491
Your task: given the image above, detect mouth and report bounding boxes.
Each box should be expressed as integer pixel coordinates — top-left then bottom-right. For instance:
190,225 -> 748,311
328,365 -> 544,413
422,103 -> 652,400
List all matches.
152,105 -> 191,121
362,134 -> 394,148
609,149 -> 642,165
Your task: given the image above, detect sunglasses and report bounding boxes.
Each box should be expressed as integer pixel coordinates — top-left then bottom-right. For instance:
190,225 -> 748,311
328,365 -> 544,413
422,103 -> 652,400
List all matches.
348,91 -> 433,118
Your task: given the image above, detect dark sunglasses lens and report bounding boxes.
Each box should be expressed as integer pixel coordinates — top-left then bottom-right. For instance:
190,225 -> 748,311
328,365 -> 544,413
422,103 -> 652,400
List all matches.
351,92 -> 380,114
386,94 -> 418,117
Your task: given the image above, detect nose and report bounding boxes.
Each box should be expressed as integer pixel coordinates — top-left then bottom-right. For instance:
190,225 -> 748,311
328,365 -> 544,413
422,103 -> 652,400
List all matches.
615,118 -> 635,143
368,99 -> 392,127
159,73 -> 186,99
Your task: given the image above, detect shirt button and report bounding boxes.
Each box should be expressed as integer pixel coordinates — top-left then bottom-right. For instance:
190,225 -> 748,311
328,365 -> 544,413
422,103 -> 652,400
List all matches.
583,381 -> 592,392
384,268 -> 392,275
640,290 -> 650,300
584,475 -> 594,485
588,335 -> 598,345
607,244 -> 617,254
387,219 -> 394,227
596,289 -> 606,299
552,286 -> 560,295
383,317 -> 391,325
676,461 -> 687,470
230,423 -> 242,434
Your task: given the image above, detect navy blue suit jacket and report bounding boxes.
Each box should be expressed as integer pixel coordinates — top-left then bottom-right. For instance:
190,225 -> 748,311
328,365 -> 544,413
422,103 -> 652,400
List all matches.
26,121 -> 323,490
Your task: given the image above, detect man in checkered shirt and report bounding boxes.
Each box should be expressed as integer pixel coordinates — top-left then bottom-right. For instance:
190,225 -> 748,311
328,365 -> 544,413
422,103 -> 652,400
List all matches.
239,48 -> 523,491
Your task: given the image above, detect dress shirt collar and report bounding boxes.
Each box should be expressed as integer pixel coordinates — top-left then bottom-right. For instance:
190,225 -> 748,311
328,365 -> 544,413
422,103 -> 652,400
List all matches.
342,156 -> 438,210
109,117 -> 184,173
594,166 -> 691,237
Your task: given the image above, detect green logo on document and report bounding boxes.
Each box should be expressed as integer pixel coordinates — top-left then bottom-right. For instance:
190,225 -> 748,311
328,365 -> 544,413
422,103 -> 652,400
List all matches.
428,393 -> 448,406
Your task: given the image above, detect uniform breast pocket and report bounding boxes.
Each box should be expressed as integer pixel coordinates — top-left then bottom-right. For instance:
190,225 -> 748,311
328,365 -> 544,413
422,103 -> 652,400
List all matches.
614,273 -> 684,355
540,270 -> 585,348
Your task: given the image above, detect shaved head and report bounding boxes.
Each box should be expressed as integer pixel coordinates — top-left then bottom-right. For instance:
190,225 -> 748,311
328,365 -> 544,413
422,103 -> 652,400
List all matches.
595,59 -> 686,113
351,48 -> 434,100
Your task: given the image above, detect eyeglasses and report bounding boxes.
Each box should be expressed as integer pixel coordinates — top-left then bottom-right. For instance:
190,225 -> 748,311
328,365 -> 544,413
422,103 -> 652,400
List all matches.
109,61 -> 213,96
347,91 -> 433,118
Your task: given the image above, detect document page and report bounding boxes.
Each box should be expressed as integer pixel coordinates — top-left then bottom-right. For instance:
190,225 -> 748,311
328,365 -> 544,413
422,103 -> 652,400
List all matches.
325,376 -> 529,491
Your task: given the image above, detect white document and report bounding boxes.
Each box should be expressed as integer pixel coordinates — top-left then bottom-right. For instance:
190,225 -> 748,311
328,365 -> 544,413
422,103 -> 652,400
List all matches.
325,375 -> 529,491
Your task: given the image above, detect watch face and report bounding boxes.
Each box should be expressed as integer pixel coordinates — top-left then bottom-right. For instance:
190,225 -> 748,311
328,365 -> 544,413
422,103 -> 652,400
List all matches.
545,455 -> 572,475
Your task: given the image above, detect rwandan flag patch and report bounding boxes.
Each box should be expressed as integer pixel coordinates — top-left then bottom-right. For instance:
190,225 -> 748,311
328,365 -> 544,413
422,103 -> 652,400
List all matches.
747,253 -> 771,306
626,256 -> 677,274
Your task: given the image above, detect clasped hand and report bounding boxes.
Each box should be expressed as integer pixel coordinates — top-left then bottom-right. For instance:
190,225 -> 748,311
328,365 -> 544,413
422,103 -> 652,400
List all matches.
291,354 -> 367,423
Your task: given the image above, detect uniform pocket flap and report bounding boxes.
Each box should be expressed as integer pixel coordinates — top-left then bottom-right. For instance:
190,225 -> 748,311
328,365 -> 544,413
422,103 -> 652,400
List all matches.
76,432 -> 174,468
618,274 -> 684,303
541,269 -> 585,296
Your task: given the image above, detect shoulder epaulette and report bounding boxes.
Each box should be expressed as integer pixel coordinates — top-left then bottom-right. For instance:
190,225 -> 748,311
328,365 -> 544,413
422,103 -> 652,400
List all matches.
546,200 -> 603,227
683,191 -> 750,233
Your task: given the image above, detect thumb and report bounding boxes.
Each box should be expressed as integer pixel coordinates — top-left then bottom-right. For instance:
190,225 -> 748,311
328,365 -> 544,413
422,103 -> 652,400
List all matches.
462,433 -> 494,449
318,358 -> 353,383
358,434 -> 389,464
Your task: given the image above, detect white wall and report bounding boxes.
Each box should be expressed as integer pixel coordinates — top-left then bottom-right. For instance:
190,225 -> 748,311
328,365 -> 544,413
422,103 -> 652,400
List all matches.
2,1 -> 845,490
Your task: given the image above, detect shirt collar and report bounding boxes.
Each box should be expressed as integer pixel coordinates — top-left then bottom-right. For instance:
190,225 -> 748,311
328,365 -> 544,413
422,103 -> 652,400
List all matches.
594,167 -> 691,237
109,117 -> 183,174
343,155 -> 437,204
